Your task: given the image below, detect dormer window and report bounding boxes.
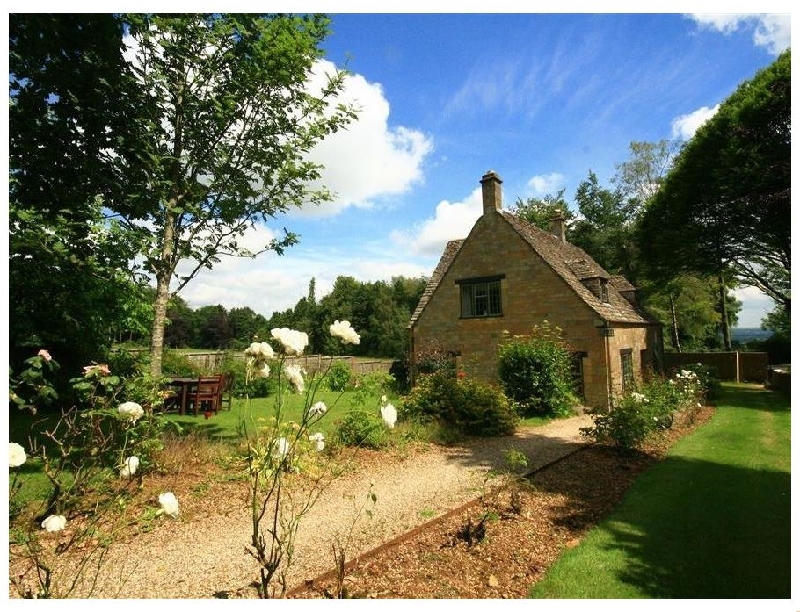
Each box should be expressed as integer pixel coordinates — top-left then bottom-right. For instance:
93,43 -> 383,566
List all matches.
580,276 -> 610,303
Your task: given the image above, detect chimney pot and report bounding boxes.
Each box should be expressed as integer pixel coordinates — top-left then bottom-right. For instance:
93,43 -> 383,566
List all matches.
480,170 -> 502,215
550,209 -> 566,242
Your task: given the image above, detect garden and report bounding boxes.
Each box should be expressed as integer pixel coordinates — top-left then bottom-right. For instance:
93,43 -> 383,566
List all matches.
8,321 -> 761,599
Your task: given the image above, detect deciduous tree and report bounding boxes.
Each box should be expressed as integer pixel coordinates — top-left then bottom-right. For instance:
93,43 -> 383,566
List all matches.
638,50 -> 790,321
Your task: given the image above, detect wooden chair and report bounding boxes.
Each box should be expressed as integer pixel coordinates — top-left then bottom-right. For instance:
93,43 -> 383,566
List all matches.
218,373 -> 234,411
190,375 -> 223,416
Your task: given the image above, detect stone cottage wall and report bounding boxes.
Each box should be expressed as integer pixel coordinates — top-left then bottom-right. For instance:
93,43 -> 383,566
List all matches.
412,210 -> 621,409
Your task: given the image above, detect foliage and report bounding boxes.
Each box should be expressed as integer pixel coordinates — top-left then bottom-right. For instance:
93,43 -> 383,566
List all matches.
160,350 -> 201,378
155,274 -> 426,359
638,274 -> 738,352
496,323 -> 577,418
217,352 -> 274,399
580,369 -> 705,453
9,352 -> 61,414
350,371 -> 396,408
562,142 -> 740,349
8,350 -> 173,598
671,362 -> 720,401
10,14 -> 358,377
510,190 -> 574,231
242,321 -> 360,598
9,15 -> 156,385
569,171 -> 639,284
411,341 -> 458,379
637,51 -> 790,318
106,348 -> 144,380
325,360 -> 354,392
333,409 -> 390,449
402,372 -> 518,438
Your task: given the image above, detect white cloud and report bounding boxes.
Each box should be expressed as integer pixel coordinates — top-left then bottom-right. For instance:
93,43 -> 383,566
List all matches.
390,188 -> 483,256
688,14 -> 790,55
732,286 -> 775,328
300,60 -> 434,217
671,104 -> 720,140
526,173 -> 566,196
177,245 -> 433,319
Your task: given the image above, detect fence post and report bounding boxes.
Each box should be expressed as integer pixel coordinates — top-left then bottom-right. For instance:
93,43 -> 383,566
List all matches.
735,351 -> 740,383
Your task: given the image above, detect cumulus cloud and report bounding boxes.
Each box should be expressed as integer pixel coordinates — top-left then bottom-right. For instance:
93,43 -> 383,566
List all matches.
671,104 -> 720,140
390,188 -> 483,256
300,60 -> 434,217
178,245 -> 432,319
688,14 -> 790,55
526,173 -> 566,196
732,286 -> 775,327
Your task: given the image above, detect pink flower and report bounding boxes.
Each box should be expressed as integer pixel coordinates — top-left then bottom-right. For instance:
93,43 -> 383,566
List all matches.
37,349 -> 52,362
83,364 -> 111,377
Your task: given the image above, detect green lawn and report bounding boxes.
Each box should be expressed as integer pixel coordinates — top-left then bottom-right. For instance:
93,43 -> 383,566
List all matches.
529,383 -> 791,599
165,389 -> 379,441
8,387 -> 392,507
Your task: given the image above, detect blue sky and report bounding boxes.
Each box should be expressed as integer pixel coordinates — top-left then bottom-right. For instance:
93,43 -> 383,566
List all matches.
10,8 -> 790,327
177,11 -> 788,327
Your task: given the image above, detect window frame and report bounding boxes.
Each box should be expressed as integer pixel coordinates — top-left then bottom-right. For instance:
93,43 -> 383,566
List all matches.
456,275 -> 504,319
571,351 -> 587,400
620,348 -> 634,393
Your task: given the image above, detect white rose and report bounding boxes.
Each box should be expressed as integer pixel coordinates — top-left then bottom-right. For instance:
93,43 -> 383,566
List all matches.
41,514 -> 67,532
9,442 -> 27,468
158,492 -> 180,518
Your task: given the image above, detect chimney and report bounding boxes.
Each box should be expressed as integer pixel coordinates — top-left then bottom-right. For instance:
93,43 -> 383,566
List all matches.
480,170 -> 502,215
550,209 -> 566,242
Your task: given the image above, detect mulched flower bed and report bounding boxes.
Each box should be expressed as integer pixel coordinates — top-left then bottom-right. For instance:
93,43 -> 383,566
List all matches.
290,405 -> 716,599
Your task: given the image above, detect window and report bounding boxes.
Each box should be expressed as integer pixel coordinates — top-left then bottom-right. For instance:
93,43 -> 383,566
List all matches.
620,349 -> 634,393
571,351 -> 587,400
600,279 -> 609,303
457,276 -> 503,318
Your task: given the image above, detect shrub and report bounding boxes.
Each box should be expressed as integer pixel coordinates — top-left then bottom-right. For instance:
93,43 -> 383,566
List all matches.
402,372 -> 518,438
351,370 -> 396,408
161,350 -> 200,378
453,378 -> 518,437
581,395 -> 656,453
389,359 -> 411,393
334,409 -> 390,449
412,342 -> 457,379
107,348 -> 145,379
218,352 -> 276,398
496,322 -> 577,418
580,373 -> 691,453
325,360 -> 353,392
676,362 -> 720,400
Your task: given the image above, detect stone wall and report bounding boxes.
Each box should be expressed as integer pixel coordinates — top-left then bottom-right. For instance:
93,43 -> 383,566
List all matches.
411,210 -> 655,410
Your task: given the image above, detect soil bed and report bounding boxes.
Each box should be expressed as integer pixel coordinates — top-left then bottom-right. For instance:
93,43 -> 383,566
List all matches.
291,406 -> 715,599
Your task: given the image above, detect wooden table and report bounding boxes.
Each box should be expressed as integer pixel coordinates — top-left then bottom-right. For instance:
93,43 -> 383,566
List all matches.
166,377 -> 198,415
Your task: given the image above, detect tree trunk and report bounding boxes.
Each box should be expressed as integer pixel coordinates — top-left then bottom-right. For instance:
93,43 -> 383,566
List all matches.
669,293 -> 682,353
718,272 -> 732,351
149,274 -> 171,378
149,208 -> 177,378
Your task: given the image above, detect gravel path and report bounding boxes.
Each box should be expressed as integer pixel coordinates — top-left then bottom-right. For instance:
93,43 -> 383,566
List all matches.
30,414 -> 594,599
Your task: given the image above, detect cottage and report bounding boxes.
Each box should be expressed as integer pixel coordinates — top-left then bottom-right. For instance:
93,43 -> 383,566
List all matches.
408,170 -> 663,410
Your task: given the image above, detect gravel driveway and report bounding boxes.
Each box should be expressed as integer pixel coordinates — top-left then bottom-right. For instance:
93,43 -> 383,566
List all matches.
32,414 -> 594,599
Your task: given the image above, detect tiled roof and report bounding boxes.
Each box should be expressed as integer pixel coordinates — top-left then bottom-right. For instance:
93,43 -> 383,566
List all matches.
566,258 -> 608,280
409,239 -> 464,326
409,212 -> 659,327
609,275 -> 636,293
500,212 -> 654,324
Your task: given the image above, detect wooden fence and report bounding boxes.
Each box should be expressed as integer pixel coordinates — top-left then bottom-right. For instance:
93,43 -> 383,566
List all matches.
663,352 -> 769,383
181,352 -> 394,377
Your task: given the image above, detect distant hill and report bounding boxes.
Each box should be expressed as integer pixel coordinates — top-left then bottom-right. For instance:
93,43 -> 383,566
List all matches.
731,328 -> 773,343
